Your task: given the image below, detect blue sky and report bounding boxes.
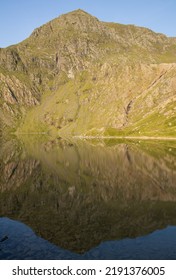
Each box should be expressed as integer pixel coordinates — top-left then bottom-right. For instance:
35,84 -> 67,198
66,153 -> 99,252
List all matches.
1,0 -> 176,47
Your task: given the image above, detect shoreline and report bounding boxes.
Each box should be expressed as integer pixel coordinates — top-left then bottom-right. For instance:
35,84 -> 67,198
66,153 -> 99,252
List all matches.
8,132 -> 176,141
73,135 -> 176,141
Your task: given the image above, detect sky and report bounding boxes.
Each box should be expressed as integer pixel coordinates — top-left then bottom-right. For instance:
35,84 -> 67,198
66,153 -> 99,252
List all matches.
1,0 -> 176,48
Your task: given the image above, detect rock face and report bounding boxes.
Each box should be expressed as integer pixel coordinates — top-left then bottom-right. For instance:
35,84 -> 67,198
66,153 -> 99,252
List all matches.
0,9 -> 176,136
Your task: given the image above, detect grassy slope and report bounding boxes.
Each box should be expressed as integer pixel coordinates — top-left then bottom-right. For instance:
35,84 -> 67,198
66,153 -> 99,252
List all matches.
17,62 -> 176,137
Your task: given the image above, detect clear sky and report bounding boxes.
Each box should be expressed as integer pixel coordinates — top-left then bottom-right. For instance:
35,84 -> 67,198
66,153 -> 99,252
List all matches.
1,0 -> 176,48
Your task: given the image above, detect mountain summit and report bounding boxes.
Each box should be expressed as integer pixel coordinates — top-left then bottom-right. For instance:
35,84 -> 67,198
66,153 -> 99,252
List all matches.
0,10 -> 176,137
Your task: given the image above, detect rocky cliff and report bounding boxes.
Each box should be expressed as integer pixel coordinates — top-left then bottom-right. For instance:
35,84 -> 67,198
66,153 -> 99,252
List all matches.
0,9 -> 176,136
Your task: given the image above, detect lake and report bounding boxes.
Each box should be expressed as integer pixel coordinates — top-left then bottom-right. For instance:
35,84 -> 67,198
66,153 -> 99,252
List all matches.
0,137 -> 176,259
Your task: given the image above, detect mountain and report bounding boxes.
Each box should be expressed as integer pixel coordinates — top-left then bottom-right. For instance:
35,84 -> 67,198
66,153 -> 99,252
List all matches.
0,9 -> 176,137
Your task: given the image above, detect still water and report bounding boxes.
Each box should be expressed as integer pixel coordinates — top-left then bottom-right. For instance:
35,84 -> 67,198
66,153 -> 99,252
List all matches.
0,137 -> 176,259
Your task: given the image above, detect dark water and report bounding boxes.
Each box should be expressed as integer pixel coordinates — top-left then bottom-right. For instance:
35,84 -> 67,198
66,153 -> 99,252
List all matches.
0,137 -> 176,259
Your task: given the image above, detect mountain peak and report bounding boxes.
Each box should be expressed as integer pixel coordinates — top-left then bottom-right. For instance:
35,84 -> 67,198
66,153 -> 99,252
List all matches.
57,8 -> 100,24
63,9 -> 95,17
69,9 -> 90,14
30,8 -> 100,39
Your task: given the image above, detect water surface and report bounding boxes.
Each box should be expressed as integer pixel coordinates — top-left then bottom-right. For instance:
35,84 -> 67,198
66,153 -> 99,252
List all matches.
0,137 -> 176,259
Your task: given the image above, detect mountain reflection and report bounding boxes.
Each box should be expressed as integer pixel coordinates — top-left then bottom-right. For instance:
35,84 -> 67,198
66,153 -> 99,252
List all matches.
0,137 -> 176,254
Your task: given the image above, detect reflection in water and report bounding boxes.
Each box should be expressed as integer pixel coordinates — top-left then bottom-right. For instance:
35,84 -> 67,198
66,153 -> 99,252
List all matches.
0,137 -> 176,259
1,218 -> 176,260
